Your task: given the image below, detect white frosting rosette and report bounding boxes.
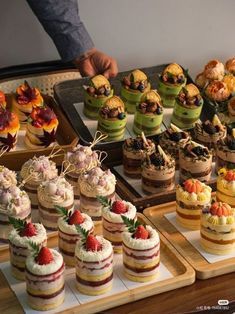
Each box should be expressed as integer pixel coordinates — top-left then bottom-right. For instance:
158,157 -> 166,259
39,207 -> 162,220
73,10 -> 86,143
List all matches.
102,201 -> 136,223
58,213 -> 93,235
0,166 -> 17,189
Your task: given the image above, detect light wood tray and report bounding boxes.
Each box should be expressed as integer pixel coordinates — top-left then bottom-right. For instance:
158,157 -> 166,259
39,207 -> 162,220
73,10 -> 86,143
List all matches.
144,202 -> 235,280
0,213 -> 195,314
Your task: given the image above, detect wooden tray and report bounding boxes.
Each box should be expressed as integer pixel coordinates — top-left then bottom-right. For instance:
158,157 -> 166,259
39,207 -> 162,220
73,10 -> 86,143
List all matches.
0,213 -> 195,314
144,202 -> 235,279
0,94 -> 78,170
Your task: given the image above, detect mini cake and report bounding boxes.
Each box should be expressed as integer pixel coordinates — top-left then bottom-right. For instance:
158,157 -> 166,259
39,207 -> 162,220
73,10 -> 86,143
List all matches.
203,59 -> 225,81
79,167 -> 116,220
225,58 -> 235,75
158,63 -> 186,107
228,96 -> 235,122
75,228 -> 113,295
0,186 -> 31,241
176,179 -> 212,230
57,207 -> 93,266
20,155 -> 58,219
97,96 -> 127,141
8,218 -> 47,280
0,108 -> 20,152
122,217 -> 160,282
38,176 -> 74,230
65,144 -> 100,199
195,72 -> 208,90
0,165 -> 17,189
179,141 -> 212,183
0,90 -> 6,109
83,74 -> 113,119
123,133 -> 155,178
171,84 -> 203,129
200,201 -> 235,255
223,74 -> 235,95
193,115 -> 227,152
25,106 -> 59,149
98,197 -> 137,253
25,245 -> 65,310
133,90 -> 164,135
216,129 -> 235,171
205,81 -> 230,113
121,69 -> 151,113
12,81 -> 43,126
159,123 -> 190,168
142,145 -> 175,194
217,168 -> 235,207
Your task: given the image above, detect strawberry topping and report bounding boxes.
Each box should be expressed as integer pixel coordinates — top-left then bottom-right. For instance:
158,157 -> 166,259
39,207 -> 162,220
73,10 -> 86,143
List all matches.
68,210 -> 84,225
36,247 -> 54,265
133,225 -> 149,239
20,222 -> 37,237
86,234 -> 102,251
111,200 -> 127,214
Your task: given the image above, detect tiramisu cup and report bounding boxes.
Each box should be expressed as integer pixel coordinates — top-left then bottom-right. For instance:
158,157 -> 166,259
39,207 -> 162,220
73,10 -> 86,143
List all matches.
216,129 -> 235,172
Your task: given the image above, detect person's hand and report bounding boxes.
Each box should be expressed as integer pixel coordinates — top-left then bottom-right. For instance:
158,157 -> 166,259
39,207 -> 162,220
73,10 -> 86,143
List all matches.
74,48 -> 118,78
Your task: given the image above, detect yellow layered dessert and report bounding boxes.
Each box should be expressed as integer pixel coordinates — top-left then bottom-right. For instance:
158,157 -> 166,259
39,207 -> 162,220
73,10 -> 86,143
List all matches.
217,168 -> 235,207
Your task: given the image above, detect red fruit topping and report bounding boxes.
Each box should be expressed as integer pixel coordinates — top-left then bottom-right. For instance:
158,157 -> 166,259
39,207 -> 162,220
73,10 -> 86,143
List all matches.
86,235 -> 102,251
134,225 -> 149,239
210,202 -> 232,217
183,179 -> 203,194
111,200 -> 127,214
20,222 -> 37,237
68,210 -> 84,225
36,247 -> 54,265
225,170 -> 235,181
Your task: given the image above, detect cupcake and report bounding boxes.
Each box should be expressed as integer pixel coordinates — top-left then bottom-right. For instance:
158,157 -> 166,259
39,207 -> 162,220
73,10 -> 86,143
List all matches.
176,179 -> 212,230
204,59 -> 224,81
205,81 -> 230,113
0,108 -> 20,152
225,58 -> 235,75
133,90 -> 164,136
217,168 -> 235,207
200,201 -> 235,255
64,144 -> 100,200
216,129 -> 235,172
0,186 -> 31,241
122,217 -> 160,282
83,75 -> 113,119
25,245 -> 65,310
0,90 -> 6,109
79,167 -> 116,220
158,123 -> 190,168
57,207 -> 94,266
12,81 -> 43,126
121,69 -> 151,113
179,141 -> 212,183
8,218 -> 47,280
98,197 -> 137,253
75,228 -> 113,295
25,105 -> 59,149
123,133 -> 155,178
0,166 -> 17,189
228,96 -> 235,122
38,176 -> 74,230
142,145 -> 175,194
158,63 -> 186,107
171,83 -> 203,129
97,96 -> 127,142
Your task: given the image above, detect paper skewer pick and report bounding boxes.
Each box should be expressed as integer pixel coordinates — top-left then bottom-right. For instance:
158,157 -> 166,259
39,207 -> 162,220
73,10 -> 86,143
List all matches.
90,131 -> 108,148
0,146 -> 9,158
48,144 -> 65,160
141,132 -> 149,146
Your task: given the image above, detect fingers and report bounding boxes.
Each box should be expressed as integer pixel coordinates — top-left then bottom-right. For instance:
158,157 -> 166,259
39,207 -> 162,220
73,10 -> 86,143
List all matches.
103,58 -> 118,78
77,59 -> 97,77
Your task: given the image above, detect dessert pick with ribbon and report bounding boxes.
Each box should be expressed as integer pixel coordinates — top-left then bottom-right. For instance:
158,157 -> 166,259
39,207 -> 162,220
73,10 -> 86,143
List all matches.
18,171 -> 36,189
60,160 -> 76,177
48,144 -> 65,160
89,130 -> 108,147
0,145 -> 10,158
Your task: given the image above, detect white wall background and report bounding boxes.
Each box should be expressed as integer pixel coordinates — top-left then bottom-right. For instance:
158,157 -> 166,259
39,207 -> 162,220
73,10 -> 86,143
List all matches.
1,0 -> 235,78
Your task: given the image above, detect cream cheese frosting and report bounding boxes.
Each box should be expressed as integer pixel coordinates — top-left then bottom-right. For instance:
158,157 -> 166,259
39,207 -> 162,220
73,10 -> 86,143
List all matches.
102,201 -> 136,223
58,213 -> 93,235
0,166 -> 17,189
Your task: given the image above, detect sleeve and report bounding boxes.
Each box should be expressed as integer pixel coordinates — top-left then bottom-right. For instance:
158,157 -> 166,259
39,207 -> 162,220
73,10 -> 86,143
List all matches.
26,0 -> 94,62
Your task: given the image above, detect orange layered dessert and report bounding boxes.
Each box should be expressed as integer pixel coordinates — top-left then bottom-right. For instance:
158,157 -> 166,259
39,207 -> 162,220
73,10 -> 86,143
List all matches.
217,168 -> 235,207
200,201 -> 235,255
0,108 -> 20,152
0,90 -> 6,109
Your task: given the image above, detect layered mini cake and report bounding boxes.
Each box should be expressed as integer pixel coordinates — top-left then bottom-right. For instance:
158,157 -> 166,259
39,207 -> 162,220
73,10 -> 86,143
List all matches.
205,81 -> 230,113
133,90 -> 164,135
20,156 -> 58,218
26,245 -> 65,310
122,218 -> 160,282
193,115 -> 227,153
65,144 -> 99,199
176,179 -> 212,230
83,75 -> 113,119
200,201 -> 235,255
38,176 -> 74,230
75,229 -> 113,295
0,90 -> 6,109
171,84 -> 203,129
158,63 -> 186,107
216,129 -> 235,172
0,108 -> 20,152
57,208 -> 93,266
79,167 -> 116,220
0,186 -> 31,241
0,166 -> 17,189
204,59 -> 225,81
8,218 -> 47,280
123,133 -> 155,178
98,197 -> 137,253
158,123 -> 190,168
217,168 -> 235,207
98,96 -> 127,141
142,146 -> 175,194
25,106 -> 59,149
12,81 -> 43,127
225,58 -> 235,75
228,96 -> 235,123
179,141 -> 212,182
121,69 -> 151,113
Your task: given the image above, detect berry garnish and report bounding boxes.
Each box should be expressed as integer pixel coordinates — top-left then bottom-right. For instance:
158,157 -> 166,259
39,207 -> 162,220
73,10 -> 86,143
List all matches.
169,132 -> 183,142
150,153 -> 165,167
224,169 -> 235,181
191,146 -> 207,156
86,234 -> 102,251
133,225 -> 149,239
111,200 -> 127,214
68,210 -> 84,225
36,247 -> 54,265
133,139 -> 143,150
202,122 -> 217,135
8,217 -> 36,237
